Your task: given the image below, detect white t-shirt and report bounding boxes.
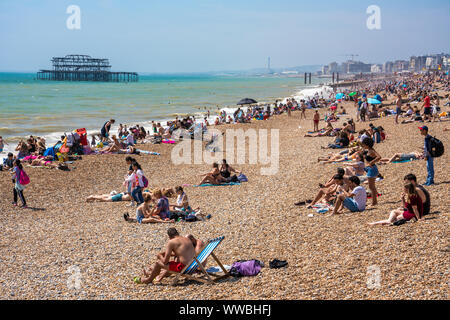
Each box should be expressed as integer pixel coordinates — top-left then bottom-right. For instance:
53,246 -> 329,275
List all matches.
352,186 -> 367,211
360,133 -> 369,142
126,133 -> 134,145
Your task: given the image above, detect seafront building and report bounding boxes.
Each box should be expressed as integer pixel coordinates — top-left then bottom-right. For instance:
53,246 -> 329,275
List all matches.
322,52 -> 449,75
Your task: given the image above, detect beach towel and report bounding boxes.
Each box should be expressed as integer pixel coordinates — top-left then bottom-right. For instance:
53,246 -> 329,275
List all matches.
136,150 -> 160,155
193,182 -> 241,187
392,159 -> 414,164
311,203 -> 332,214
206,265 -> 232,274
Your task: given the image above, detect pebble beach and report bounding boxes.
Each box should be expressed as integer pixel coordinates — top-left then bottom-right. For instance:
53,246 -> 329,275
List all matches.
0,90 -> 449,300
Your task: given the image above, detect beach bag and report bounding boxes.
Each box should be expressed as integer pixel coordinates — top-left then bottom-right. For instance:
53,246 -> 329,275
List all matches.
142,175 -> 149,188
237,173 -> 248,182
230,260 -> 262,277
19,169 -> 30,185
428,137 -> 444,158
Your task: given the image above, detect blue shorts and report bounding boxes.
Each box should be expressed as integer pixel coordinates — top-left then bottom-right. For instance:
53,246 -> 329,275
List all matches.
364,165 -> 379,178
343,198 -> 362,212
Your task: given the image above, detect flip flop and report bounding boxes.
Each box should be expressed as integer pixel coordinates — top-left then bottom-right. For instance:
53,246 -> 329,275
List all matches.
133,277 -> 142,284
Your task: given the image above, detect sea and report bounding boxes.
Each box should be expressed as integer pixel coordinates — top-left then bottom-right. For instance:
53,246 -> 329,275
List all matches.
0,72 -> 332,155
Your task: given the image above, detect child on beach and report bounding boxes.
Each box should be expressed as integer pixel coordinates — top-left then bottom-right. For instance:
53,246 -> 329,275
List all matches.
11,159 -> 28,208
2,152 -> 15,171
0,136 -> 8,153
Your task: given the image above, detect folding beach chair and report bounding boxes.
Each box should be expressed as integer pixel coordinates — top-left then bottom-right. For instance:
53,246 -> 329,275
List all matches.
168,236 -> 229,285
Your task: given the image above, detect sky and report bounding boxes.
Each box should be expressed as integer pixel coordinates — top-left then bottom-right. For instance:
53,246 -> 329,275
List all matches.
0,0 -> 449,73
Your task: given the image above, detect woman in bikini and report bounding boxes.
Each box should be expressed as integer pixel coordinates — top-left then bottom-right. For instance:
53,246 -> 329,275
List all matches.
198,162 -> 226,185
219,159 -> 239,181
361,137 -> 381,206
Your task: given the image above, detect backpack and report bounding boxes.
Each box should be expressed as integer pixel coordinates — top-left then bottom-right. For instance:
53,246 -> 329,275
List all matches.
142,175 -> 149,188
19,169 -> 30,185
428,136 -> 444,158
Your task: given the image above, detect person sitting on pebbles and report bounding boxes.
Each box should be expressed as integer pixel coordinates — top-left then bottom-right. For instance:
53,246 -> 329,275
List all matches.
329,176 -> 367,216
124,193 -> 174,224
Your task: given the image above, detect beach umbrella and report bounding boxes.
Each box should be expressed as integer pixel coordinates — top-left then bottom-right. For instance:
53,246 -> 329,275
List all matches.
374,94 -> 382,102
335,93 -> 345,100
237,98 -> 258,105
367,98 -> 381,105
349,92 -> 357,97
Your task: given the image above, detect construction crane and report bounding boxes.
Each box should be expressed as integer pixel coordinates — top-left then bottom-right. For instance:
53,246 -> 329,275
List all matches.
340,54 -> 360,61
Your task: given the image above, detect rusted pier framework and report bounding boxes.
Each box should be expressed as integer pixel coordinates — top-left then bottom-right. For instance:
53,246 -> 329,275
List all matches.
37,55 -> 138,82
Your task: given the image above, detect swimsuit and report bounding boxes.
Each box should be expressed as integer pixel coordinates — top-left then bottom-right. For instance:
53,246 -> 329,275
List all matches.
168,261 -> 186,272
111,193 -> 123,202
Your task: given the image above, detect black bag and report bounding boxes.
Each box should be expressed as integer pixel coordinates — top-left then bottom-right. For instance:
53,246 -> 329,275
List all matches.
428,136 -> 444,158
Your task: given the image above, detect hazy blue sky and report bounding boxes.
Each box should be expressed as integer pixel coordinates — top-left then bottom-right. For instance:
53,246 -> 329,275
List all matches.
1,0 -> 449,73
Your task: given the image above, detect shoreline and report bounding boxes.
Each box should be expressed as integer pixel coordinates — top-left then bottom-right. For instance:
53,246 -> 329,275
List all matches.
0,81 -> 328,156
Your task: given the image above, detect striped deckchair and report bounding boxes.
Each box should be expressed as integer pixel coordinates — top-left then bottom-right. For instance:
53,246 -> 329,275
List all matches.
168,236 -> 229,285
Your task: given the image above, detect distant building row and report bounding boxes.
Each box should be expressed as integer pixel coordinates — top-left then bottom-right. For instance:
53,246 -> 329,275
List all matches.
321,53 -> 449,75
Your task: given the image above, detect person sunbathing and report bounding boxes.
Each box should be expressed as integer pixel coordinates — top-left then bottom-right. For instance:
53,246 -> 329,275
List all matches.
86,191 -> 132,202
139,232 -> 208,284
100,135 -> 122,153
23,155 -> 62,169
198,162 -> 227,185
378,151 -> 423,164
136,228 -> 196,284
304,121 -> 334,137
368,183 -> 423,226
318,146 -> 361,164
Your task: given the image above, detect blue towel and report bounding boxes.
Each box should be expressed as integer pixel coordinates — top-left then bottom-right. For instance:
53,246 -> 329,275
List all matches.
392,159 -> 413,164
194,182 -> 241,187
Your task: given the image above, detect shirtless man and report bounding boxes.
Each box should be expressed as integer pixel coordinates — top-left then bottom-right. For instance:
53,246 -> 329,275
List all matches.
137,228 -> 196,284
145,234 -> 205,283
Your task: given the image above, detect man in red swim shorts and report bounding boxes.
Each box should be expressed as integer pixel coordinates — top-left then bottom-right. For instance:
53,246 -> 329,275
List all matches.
168,261 -> 185,272
137,228 -> 196,284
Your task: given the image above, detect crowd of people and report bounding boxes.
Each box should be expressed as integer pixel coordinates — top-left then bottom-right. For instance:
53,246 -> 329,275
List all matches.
293,72 -> 447,226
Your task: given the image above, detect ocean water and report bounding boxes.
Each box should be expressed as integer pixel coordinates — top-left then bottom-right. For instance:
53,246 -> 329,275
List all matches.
0,72 -> 326,153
